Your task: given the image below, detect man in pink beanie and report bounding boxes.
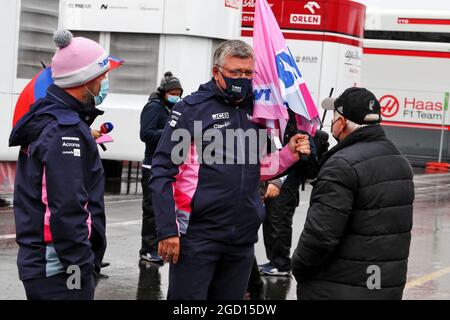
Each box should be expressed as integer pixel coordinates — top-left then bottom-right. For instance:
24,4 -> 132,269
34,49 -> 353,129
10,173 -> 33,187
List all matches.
51,29 -> 111,107
9,30 -> 110,300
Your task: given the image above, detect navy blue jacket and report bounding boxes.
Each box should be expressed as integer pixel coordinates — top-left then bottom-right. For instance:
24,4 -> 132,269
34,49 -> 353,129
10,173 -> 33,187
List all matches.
150,80 -> 297,245
140,92 -> 171,166
9,84 -> 107,281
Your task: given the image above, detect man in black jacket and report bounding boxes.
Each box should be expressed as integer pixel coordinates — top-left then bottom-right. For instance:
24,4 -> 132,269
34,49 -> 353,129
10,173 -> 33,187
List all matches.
139,72 -> 183,263
292,87 -> 414,300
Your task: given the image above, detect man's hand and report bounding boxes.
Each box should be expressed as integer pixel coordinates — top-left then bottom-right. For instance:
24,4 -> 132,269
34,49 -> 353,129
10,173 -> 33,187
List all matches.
158,236 -> 180,264
288,133 -> 311,159
314,130 -> 330,159
265,183 -> 281,199
91,129 -> 102,140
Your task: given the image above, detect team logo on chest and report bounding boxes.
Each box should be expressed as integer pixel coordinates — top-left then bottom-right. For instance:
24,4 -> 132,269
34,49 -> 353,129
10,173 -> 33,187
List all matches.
211,112 -> 230,120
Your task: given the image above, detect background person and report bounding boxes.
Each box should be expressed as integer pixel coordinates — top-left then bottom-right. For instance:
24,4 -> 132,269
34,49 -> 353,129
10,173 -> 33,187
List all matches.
139,71 -> 183,263
259,110 -> 329,277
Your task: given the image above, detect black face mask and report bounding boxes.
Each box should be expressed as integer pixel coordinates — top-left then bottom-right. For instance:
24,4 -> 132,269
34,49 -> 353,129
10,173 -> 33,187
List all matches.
220,74 -> 252,102
331,117 -> 344,143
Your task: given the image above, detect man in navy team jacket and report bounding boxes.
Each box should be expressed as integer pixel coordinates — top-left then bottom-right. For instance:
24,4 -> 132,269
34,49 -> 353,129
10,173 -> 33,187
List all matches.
150,40 -> 311,300
9,30 -> 109,300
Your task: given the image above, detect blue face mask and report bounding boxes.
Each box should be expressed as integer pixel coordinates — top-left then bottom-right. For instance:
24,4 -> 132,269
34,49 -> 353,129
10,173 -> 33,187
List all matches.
166,95 -> 181,108
94,78 -> 109,106
221,74 -> 252,102
167,95 -> 180,104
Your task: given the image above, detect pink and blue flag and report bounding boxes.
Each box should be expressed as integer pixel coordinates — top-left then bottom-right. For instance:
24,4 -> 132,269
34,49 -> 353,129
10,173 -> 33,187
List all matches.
13,56 -> 124,127
13,66 -> 53,126
252,0 -> 320,141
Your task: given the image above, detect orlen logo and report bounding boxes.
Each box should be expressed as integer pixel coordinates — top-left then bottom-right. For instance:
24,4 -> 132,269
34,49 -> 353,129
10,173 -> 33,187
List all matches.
225,0 -> 240,9
379,95 -> 400,118
304,1 -> 320,14
290,14 -> 321,25
290,1 -> 321,25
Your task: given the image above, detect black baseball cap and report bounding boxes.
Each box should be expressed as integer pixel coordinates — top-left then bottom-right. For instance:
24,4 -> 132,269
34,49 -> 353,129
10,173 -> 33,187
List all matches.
321,87 -> 382,125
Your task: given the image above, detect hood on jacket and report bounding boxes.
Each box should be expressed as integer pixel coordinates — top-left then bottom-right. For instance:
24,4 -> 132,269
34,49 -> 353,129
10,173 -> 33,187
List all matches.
10,84 -> 104,147
148,91 -> 162,102
317,124 -> 386,170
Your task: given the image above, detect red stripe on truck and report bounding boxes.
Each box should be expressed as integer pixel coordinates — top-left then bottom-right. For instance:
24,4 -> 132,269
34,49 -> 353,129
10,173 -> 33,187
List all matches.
364,48 -> 450,59
241,29 -> 362,47
382,121 -> 450,131
397,18 -> 450,25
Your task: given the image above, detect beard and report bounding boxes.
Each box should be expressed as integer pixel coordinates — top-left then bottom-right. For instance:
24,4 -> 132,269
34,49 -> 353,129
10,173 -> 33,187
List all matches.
84,84 -> 97,107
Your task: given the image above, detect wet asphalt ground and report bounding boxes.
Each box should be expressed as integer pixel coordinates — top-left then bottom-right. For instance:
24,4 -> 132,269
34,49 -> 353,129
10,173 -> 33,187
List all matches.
1,171 -> 449,300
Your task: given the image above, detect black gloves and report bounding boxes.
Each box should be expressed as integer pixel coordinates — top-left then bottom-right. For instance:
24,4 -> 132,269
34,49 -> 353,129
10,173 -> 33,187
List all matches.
313,130 -> 329,159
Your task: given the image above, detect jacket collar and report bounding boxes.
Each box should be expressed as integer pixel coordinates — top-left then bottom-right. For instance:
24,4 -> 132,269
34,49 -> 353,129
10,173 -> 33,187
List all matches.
46,84 -> 104,126
208,79 -> 253,108
182,79 -> 254,115
318,125 -> 387,169
147,91 -> 172,113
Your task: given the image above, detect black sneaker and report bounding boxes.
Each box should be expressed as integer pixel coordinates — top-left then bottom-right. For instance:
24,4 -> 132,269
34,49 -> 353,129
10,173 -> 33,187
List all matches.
0,198 -> 8,207
258,262 -> 271,272
260,264 -> 291,277
140,252 -> 164,263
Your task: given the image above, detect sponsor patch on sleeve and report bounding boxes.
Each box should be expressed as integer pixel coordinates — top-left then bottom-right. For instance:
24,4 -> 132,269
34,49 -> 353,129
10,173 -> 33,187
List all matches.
168,113 -> 180,128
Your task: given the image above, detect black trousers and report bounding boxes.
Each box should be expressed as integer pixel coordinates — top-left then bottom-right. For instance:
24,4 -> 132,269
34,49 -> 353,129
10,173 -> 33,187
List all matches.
168,236 -> 254,300
262,182 -> 299,271
246,257 -> 265,299
140,167 -> 158,254
23,270 -> 95,300
136,262 -> 162,300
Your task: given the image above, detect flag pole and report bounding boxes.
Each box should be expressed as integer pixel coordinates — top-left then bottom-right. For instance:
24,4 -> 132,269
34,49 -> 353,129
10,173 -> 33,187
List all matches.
438,92 -> 448,163
320,87 -> 334,131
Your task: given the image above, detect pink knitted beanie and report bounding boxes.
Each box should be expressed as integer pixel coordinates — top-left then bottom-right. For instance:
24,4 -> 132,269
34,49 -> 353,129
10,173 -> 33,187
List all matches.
51,30 -> 110,88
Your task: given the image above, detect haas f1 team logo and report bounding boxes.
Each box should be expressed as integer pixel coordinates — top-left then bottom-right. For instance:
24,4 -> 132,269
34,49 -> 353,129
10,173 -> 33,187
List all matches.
379,95 -> 400,118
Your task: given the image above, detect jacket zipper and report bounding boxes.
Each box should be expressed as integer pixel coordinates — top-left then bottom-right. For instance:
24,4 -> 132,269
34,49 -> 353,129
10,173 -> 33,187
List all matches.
234,106 -> 245,238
